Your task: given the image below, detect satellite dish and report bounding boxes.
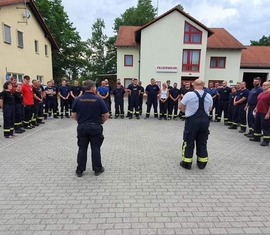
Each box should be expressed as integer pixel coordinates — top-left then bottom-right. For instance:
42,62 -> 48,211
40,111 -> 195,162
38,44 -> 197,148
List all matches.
23,9 -> 31,18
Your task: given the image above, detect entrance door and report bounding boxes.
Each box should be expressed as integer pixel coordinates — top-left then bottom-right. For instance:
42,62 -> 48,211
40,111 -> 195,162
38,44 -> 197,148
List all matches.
180,76 -> 198,88
243,72 -> 268,90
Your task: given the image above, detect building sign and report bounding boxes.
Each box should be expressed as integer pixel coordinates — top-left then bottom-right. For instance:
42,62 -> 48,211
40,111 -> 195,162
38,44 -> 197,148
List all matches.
156,66 -> 178,73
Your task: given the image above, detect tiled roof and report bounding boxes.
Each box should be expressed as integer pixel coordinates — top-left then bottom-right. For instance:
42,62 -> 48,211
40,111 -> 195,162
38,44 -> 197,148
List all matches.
137,6 -> 213,37
115,26 -> 245,50
0,0 -> 58,50
0,0 -> 27,7
207,28 -> 245,49
241,46 -> 270,68
115,26 -> 141,47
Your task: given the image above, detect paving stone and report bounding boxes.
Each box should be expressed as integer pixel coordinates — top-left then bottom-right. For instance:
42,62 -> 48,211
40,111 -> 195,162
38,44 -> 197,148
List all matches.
1,102 -> 270,235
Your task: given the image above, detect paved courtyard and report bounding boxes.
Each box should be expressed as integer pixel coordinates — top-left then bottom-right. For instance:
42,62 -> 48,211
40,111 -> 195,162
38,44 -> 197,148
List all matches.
0,104 -> 270,235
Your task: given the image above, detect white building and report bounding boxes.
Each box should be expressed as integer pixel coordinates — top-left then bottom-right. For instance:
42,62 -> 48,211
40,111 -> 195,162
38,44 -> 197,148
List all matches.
115,6 -> 270,89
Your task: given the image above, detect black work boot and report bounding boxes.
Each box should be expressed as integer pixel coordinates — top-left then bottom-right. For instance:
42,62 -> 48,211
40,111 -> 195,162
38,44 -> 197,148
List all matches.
180,161 -> 192,170
197,161 -> 207,169
260,140 -> 269,146
249,137 -> 260,142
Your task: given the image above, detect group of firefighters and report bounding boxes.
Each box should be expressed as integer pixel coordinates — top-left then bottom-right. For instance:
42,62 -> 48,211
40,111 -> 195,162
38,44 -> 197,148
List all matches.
106,77 -> 270,147
1,75 -> 270,146
0,75 -> 83,138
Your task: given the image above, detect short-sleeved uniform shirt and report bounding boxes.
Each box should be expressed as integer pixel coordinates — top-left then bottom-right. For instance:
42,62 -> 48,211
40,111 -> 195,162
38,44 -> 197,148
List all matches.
33,86 -> 42,103
256,91 -> 270,114
236,88 -> 249,104
59,85 -> 70,98
97,86 -> 109,97
21,83 -> 34,105
145,84 -> 160,100
128,84 -> 140,98
169,87 -> 180,99
113,86 -> 125,100
181,90 -> 213,117
0,90 -> 15,105
218,86 -> 231,102
72,92 -> 109,125
13,91 -> 23,104
45,86 -> 57,99
71,85 -> 82,97
247,86 -> 263,106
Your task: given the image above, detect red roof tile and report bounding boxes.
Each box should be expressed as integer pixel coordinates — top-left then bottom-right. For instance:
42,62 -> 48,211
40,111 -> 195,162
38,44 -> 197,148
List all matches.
115,26 -> 141,47
207,28 -> 245,49
136,6 -> 213,37
0,0 -> 29,7
241,46 -> 270,68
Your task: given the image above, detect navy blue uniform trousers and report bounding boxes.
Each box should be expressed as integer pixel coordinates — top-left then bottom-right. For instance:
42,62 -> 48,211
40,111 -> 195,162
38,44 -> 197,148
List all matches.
77,123 -> 104,172
182,92 -> 209,166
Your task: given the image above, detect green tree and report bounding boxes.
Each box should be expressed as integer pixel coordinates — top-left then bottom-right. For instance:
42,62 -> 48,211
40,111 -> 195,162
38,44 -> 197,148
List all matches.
35,0 -> 87,83
250,35 -> 270,46
86,18 -> 108,81
113,0 -> 157,32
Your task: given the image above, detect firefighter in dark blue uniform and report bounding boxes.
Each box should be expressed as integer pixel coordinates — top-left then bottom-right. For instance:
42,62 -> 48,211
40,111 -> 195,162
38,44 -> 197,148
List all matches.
138,81 -> 144,115
227,86 -> 237,126
112,81 -> 125,119
59,80 -> 70,118
13,84 -> 25,133
72,80 -> 109,177
217,80 -> 231,125
145,78 -> 160,118
0,81 -> 15,138
245,77 -> 263,137
179,82 -> 193,119
229,81 -> 249,132
208,82 -> 218,121
168,82 -> 180,120
179,79 -> 213,170
44,81 -> 58,119
32,80 -> 43,126
127,79 -> 140,119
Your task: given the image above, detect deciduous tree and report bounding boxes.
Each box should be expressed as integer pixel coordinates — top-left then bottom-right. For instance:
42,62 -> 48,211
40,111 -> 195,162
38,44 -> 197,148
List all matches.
250,35 -> 270,46
35,0 -> 87,83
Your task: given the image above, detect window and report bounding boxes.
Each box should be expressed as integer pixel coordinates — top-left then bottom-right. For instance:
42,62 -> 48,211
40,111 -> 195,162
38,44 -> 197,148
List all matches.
7,73 -> 24,83
124,78 -> 132,88
45,44 -> 48,56
17,31 -> 24,48
4,24 -> 11,44
124,55 -> 133,66
37,75 -> 43,83
210,57 -> 226,68
34,40 -> 39,53
182,50 -> 200,72
184,22 -> 202,44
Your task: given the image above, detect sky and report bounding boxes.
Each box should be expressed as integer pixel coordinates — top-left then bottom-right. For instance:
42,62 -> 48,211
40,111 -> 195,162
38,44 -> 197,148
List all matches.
61,0 -> 270,45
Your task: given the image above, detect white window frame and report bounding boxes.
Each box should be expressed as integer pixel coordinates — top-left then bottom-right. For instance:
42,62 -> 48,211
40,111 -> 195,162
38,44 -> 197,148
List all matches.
7,73 -> 24,83
3,24 -> 11,44
34,40 -> 39,53
36,75 -> 43,84
45,44 -> 48,56
17,30 -> 24,48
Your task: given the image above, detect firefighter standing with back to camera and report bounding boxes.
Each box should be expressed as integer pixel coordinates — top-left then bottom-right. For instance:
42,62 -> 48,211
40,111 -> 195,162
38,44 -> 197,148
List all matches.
179,79 -> 213,170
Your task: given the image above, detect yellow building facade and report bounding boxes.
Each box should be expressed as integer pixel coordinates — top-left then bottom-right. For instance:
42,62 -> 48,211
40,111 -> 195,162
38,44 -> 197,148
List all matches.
0,0 -> 58,89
